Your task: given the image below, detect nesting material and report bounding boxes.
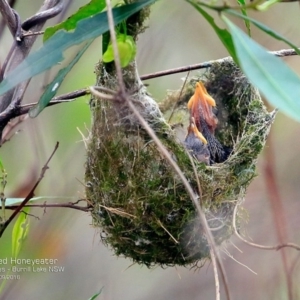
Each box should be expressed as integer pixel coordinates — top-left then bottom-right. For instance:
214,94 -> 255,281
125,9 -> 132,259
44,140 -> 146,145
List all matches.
85,58 -> 275,267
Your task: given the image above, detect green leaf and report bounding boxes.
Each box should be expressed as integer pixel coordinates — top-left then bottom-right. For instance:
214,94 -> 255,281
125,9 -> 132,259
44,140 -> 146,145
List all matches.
103,34 -> 136,67
186,1 -> 237,62
222,16 -> 300,122
88,287 -> 104,300
236,0 -> 251,36
12,208 -> 30,259
44,0 -> 106,41
5,196 -> 72,206
0,0 -> 156,97
256,0 -> 281,11
0,158 -> 5,173
225,9 -> 300,55
29,41 -> 93,118
6,198 -> 26,206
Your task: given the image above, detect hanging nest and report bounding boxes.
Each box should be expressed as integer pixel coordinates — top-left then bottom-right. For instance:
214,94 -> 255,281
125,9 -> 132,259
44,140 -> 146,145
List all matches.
85,58 -> 275,267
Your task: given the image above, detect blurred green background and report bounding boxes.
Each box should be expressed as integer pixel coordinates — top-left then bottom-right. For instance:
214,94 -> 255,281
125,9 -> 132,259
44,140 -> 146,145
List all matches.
1,0 -> 300,299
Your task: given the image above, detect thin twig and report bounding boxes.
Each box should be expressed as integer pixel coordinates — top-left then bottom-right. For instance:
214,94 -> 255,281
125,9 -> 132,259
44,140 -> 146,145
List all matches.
167,70 -> 190,123
210,248 -> 220,300
0,42 -> 15,82
103,2 -> 231,298
0,142 -> 59,237
21,30 -> 44,37
140,48 -> 299,81
233,202 -> 300,251
4,202 -> 91,212
89,87 -> 115,101
0,88 -> 89,122
187,152 -> 203,205
156,218 -> 179,244
221,248 -> 257,275
19,99 -> 76,113
1,114 -> 27,146
105,0 -> 126,95
91,85 -> 117,95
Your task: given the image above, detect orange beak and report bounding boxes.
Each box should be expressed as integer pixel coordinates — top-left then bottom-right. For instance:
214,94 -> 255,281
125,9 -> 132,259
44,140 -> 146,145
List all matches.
187,82 -> 217,133
186,117 -> 207,144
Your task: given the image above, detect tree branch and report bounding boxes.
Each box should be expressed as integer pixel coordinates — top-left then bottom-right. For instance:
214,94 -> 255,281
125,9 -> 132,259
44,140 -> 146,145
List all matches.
0,45 -> 299,135
233,202 -> 300,251
0,0 -> 17,38
0,142 -> 59,237
140,48 -> 299,80
4,201 -> 91,212
0,0 -> 64,139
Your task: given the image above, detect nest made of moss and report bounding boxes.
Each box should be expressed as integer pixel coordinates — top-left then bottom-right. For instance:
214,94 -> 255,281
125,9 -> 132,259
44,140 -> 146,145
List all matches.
85,58 -> 275,267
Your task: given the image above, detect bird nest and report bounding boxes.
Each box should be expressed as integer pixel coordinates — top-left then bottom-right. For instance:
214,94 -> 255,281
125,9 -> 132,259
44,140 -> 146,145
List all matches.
85,58 -> 275,267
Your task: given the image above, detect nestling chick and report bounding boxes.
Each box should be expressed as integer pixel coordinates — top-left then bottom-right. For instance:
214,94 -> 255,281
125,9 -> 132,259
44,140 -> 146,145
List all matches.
184,117 -> 210,165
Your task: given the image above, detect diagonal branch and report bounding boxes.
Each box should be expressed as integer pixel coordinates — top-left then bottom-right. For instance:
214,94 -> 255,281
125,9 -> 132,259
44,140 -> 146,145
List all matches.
0,142 -> 59,237
0,0 -> 17,38
0,0 -> 64,138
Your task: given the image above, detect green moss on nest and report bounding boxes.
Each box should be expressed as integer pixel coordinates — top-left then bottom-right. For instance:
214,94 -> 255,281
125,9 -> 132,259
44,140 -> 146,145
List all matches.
85,58 -> 275,267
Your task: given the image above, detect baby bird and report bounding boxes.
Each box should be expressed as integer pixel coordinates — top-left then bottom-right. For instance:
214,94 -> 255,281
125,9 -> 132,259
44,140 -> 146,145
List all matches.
187,82 -> 230,164
184,117 -> 210,165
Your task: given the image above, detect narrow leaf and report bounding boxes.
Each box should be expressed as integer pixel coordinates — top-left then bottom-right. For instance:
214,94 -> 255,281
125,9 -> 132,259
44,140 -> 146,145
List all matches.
44,0 -> 106,41
236,0 -> 251,36
225,9 -> 300,55
12,208 -> 30,259
186,1 -> 237,62
223,16 -> 300,122
29,41 -> 93,118
5,196 -> 72,206
0,0 -> 156,97
88,287 -> 104,300
256,0 -> 281,11
0,158 -> 4,173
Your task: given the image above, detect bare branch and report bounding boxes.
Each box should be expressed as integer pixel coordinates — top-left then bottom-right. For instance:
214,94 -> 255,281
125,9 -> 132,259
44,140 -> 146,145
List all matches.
0,0 -> 17,39
0,142 -> 59,237
167,70 -> 190,123
21,30 -> 44,37
4,201 -> 91,212
0,0 -> 64,136
21,0 -> 64,31
19,88 -> 90,113
0,42 -> 16,81
0,88 -> 89,126
140,48 -> 300,81
0,0 -> 17,38
233,202 -> 300,251
1,114 -> 27,145
210,248 -> 220,300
